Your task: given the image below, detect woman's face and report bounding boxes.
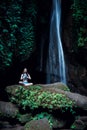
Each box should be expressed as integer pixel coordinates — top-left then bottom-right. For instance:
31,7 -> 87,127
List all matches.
23,68 -> 27,73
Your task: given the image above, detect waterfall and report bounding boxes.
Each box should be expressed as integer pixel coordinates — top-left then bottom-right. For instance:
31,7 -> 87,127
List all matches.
46,0 -> 66,84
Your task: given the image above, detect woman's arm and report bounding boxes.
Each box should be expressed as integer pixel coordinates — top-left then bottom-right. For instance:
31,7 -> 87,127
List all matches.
27,74 -> 31,80
20,74 -> 23,80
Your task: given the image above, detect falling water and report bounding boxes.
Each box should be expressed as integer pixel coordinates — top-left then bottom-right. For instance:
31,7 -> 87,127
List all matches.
46,0 -> 66,84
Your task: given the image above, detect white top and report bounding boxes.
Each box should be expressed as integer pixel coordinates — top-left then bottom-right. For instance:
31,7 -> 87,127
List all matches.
21,73 -> 31,83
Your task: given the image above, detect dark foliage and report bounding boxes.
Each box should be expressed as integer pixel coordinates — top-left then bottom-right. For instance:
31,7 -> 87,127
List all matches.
0,0 -> 37,70
71,0 -> 87,50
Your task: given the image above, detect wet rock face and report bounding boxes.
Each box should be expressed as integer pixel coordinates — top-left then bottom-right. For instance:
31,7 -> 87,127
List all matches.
62,0 -> 73,53
25,118 -> 52,130
67,64 -> 87,96
62,1 -> 87,96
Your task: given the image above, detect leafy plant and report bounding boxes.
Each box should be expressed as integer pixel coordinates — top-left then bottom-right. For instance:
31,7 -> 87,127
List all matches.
77,27 -> 87,47
10,85 -> 76,114
31,112 -> 55,128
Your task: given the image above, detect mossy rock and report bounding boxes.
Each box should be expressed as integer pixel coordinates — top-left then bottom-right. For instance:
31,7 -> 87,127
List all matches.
17,114 -> 32,123
8,85 -> 75,112
25,118 -> 52,130
39,82 -> 70,91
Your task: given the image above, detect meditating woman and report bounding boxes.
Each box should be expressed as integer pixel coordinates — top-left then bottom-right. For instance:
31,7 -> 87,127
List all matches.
19,68 -> 33,86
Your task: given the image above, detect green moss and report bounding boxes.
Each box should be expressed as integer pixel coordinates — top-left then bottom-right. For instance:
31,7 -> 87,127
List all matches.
10,85 -> 75,113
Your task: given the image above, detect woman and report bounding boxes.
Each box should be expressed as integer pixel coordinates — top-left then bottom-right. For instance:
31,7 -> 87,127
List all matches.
19,68 -> 33,86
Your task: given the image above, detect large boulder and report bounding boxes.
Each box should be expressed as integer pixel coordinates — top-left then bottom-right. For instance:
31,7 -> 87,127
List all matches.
24,118 -> 52,130
0,125 -> 24,130
6,84 -> 75,111
6,85 -> 22,96
65,91 -> 87,110
70,116 -> 87,130
40,83 -> 87,110
6,83 -> 87,111
52,118 -> 66,129
0,101 -> 19,117
39,82 -> 70,91
18,114 -> 32,123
